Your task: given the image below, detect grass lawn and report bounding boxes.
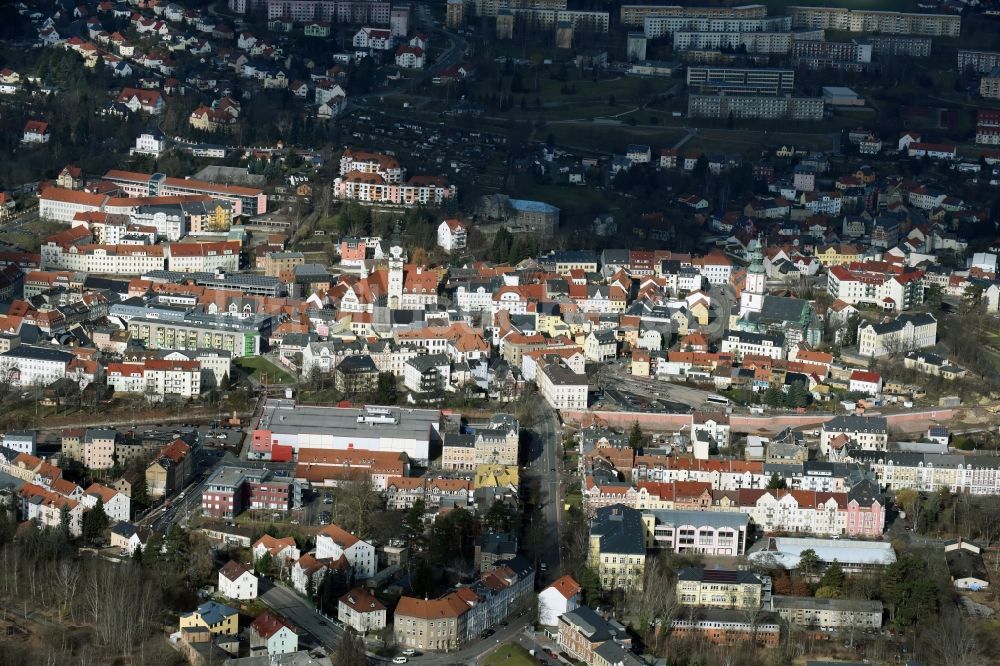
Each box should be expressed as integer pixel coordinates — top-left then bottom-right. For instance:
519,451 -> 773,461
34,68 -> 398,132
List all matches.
483,643 -> 537,666
234,357 -> 296,385
0,217 -> 65,252
546,122 -> 686,153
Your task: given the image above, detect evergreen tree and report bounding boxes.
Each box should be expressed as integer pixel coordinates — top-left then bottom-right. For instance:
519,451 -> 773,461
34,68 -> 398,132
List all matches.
766,473 -> 787,489
628,421 -> 643,450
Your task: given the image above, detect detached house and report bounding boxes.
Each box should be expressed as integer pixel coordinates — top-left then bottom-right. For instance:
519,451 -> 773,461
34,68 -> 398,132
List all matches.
249,610 -> 299,656
338,587 -> 387,634
538,575 -> 582,628
218,560 -> 258,600
315,523 -> 376,579
22,120 -> 51,144
116,88 -> 167,115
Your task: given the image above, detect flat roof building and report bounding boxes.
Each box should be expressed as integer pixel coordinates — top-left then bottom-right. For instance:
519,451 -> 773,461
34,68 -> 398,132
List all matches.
255,399 -> 441,462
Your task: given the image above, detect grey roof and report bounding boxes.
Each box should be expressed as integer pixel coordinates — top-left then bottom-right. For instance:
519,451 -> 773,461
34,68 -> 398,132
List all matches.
560,605 -> 618,642
476,531 -> 518,556
593,641 -> 644,666
770,595 -> 882,614
727,330 -> 785,346
824,415 -> 887,434
540,362 -> 588,386
865,312 -> 936,335
758,295 -> 810,323
644,509 -> 749,531
258,399 -> 439,440
673,607 -> 781,628
591,504 -> 645,555
1,345 -> 74,363
184,600 -> 237,626
406,353 -> 450,373
677,567 -> 761,585
336,355 -> 378,374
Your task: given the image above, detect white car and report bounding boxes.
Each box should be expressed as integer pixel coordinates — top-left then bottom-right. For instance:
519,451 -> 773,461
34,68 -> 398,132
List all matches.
392,658 -> 408,664
401,649 -> 417,657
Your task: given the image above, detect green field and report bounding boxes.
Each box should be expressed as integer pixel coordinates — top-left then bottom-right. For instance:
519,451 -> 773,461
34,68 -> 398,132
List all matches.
0,217 -> 64,252
546,122 -> 686,154
483,643 -> 537,666
234,357 -> 295,385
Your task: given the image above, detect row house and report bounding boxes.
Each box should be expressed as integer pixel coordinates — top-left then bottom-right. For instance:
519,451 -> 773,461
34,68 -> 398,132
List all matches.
631,457 -> 768,490
383,476 -> 474,510
292,448 -> 409,490
333,172 -> 457,207
849,450 -> 1000,495
857,312 -> 937,358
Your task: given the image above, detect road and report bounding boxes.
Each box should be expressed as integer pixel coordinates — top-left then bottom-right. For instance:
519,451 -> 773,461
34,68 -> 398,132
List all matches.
259,580 -> 345,651
528,403 -> 563,575
404,614 -> 533,665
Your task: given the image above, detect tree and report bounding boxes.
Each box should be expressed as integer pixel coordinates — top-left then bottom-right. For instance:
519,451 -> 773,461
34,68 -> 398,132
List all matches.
334,629 -> 367,666
895,488 -> 921,528
404,499 -> 426,545
82,498 -> 109,543
374,372 -> 398,405
628,420 -> 643,450
766,473 -> 787,489
797,549 -> 820,577
131,474 -> 150,509
818,561 -> 844,590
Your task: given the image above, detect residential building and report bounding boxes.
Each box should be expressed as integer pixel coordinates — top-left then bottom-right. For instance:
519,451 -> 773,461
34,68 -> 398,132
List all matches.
338,588 -> 387,634
688,94 -> 824,120
857,313 -> 937,358
538,575 -> 582,627
584,329 -> 617,362
437,219 -> 467,252
686,66 -> 794,96
676,567 -> 764,609
0,345 -> 74,387
316,523 -> 377,579
769,596 -> 883,629
248,611 -> 299,656
820,416 -> 888,456
218,560 -> 258,600
537,361 -> 589,410
179,601 -> 238,636
588,504 -> 647,592
640,509 -> 749,555
669,608 -> 780,647
558,605 -> 631,665
788,6 -> 961,37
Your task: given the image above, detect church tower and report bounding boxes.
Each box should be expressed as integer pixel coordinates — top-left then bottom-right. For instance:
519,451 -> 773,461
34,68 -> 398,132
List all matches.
387,244 -> 404,309
741,237 -> 765,314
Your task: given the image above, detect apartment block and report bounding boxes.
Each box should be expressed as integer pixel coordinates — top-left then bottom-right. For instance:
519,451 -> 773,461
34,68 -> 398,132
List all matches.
861,35 -> 930,57
958,49 -> 1000,74
687,67 -> 794,96
789,6 -> 960,37
644,15 -> 790,39
676,568 -> 764,608
688,93 -> 824,120
588,504 -> 647,592
770,596 -> 883,629
621,4 -> 767,28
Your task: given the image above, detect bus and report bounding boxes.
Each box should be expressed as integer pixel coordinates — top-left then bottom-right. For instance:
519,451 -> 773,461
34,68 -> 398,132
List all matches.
706,396 -> 730,406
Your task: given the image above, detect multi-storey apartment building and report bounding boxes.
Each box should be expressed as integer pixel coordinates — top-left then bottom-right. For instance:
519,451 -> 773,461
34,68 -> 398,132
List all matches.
959,49 -> 1000,74
862,35 -> 930,57
0,345 -> 75,387
537,361 -> 589,410
588,504 -> 647,591
770,596 -> 883,629
643,15 -> 790,39
720,331 -> 785,362
857,312 -> 937,358
640,509 -> 750,555
475,0 -> 565,18
686,67 -> 794,96
202,466 -> 300,519
688,94 -> 824,120
505,8 -> 609,31
976,109 -> 1000,145
127,313 -> 268,358
674,29 -> 823,54
621,3 -> 767,28
789,6 -> 961,36
316,523 -> 377,579
826,263 -> 925,310
821,415 -> 888,456
791,40 -> 872,70
849,450 -> 1000,495
677,568 -> 764,608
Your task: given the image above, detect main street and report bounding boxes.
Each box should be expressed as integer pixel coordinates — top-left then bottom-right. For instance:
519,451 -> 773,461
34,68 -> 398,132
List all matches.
529,403 -> 563,574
